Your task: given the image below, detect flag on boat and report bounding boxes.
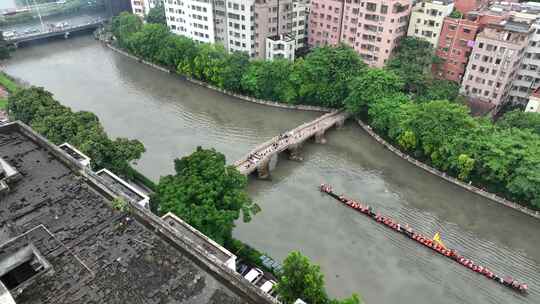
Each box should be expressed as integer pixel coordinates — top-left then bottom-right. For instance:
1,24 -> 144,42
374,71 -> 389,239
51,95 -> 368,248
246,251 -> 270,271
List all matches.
433,232 -> 447,249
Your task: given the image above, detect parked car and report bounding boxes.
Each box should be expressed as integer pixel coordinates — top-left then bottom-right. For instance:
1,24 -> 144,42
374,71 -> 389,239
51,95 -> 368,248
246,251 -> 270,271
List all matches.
260,280 -> 276,294
243,268 -> 263,284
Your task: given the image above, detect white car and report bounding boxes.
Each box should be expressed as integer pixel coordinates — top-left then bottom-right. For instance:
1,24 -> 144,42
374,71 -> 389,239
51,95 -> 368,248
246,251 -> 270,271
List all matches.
243,268 -> 263,284
3,31 -> 15,38
260,280 -> 276,294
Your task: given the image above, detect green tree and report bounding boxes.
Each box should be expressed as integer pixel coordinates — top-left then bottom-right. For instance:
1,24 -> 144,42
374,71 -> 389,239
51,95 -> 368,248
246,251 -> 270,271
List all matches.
126,23 -> 170,61
398,100 -> 476,164
154,35 -> 198,70
7,87 -> 145,177
498,110 -> 540,135
220,51 -> 250,92
344,69 -> 404,114
457,154 -> 475,181
367,92 -> 410,136
292,45 -> 366,107
0,31 -> 10,60
275,251 -> 329,304
330,294 -> 362,304
186,43 -> 229,85
145,3 -> 166,25
416,79 -> 462,103
111,12 -> 143,49
152,147 -> 258,245
276,251 -> 362,304
386,37 -> 439,95
241,59 -> 296,102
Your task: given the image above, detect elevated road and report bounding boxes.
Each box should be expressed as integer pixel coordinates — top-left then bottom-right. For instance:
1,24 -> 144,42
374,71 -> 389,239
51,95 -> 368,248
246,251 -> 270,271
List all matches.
5,17 -> 105,46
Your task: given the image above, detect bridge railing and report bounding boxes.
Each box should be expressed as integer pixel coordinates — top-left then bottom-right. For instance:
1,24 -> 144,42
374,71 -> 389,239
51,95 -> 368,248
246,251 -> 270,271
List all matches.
234,110 -> 347,173
5,18 -> 105,41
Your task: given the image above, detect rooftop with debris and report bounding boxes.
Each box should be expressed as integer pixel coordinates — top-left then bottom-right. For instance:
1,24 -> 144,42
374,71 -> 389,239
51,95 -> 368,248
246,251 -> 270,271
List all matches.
0,121 -> 275,304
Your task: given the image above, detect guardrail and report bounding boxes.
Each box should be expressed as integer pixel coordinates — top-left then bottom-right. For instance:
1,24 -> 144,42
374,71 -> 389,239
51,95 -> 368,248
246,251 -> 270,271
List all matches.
5,18 -> 105,41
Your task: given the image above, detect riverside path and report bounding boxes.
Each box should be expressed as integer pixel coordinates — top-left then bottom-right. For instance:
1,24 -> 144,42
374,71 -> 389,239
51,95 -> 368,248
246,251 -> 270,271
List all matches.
234,110 -> 349,178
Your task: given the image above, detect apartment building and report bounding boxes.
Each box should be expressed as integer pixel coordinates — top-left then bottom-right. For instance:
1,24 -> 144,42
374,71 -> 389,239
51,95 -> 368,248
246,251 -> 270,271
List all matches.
526,88 -> 540,112
131,0 -> 162,17
255,0 -> 310,59
407,0 -> 454,48
253,0 -> 291,58
435,17 -> 480,83
292,0 -> 310,49
308,0 -> 412,67
308,0 -> 344,47
266,34 -> 296,59
508,5 -> 540,105
227,0 -> 256,54
453,0 -> 489,14
164,0 -> 308,59
164,0 -> 216,43
460,20 -> 530,108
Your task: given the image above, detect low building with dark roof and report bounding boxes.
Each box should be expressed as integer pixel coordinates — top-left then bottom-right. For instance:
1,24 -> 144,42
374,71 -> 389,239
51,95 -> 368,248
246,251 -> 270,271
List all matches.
0,121 -> 277,304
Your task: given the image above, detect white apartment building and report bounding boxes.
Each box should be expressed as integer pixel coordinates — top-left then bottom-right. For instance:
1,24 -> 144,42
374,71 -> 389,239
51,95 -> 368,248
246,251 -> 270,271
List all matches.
266,34 -> 296,60
164,0 -> 216,44
509,4 -> 540,105
407,0 -> 454,48
163,0 -> 306,59
292,0 -> 309,50
226,0 -> 256,55
131,0 -> 163,18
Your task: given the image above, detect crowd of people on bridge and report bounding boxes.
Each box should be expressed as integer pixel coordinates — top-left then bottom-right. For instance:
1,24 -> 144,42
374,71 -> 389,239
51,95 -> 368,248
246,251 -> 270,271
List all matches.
239,114 -> 344,172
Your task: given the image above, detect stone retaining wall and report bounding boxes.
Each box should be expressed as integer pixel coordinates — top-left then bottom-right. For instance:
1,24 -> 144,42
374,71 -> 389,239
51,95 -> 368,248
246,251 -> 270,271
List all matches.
106,44 -> 171,73
104,43 -> 540,220
105,43 -> 332,113
357,119 -> 540,220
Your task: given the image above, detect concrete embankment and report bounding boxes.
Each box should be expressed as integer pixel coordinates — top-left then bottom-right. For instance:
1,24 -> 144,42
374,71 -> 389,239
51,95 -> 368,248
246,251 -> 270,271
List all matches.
104,42 -> 540,220
357,119 -> 540,220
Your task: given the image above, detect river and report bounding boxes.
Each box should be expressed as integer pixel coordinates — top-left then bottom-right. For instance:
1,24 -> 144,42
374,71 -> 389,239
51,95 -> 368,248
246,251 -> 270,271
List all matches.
3,36 -> 540,304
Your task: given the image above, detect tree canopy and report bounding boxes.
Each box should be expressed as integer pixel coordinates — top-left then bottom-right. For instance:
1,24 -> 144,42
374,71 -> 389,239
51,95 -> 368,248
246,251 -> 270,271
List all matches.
151,147 -> 259,245
498,110 -> 540,136
145,3 -> 166,25
0,32 -> 10,60
111,12 -> 540,209
276,251 -> 362,304
7,87 -> 145,176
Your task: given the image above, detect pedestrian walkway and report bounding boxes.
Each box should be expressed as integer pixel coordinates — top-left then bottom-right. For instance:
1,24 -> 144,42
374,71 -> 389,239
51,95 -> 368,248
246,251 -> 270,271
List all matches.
234,110 -> 349,176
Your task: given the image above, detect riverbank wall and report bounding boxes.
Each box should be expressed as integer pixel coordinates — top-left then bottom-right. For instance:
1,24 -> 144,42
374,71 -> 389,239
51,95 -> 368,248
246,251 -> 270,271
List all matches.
104,42 -> 540,220
105,43 -> 332,113
357,119 -> 540,219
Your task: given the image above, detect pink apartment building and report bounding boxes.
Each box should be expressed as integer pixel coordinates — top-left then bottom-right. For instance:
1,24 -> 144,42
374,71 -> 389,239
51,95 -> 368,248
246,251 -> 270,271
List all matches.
435,10 -> 507,83
460,20 -> 530,108
308,0 -> 412,67
453,0 -> 489,14
435,17 -> 481,83
308,0 -> 345,47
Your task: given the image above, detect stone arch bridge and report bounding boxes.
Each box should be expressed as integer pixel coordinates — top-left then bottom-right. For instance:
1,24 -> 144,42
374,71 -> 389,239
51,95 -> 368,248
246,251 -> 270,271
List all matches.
234,110 -> 349,178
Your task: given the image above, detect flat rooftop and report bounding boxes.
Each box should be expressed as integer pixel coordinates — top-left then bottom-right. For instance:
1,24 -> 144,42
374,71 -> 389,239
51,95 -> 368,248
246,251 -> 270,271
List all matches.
0,122 -> 274,304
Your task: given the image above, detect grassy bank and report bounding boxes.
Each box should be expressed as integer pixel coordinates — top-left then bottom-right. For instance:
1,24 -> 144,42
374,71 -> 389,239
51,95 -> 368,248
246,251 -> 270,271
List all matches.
0,72 -> 19,110
0,72 -> 19,94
